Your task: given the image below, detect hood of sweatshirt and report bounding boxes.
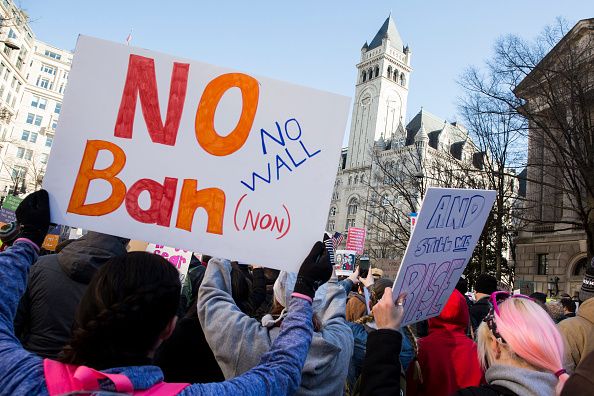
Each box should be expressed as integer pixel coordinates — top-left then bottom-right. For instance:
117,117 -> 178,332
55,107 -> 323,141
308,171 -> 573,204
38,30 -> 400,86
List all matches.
486,364 -> 557,396
268,317 -> 348,395
578,297 -> 594,323
428,289 -> 469,334
57,231 -> 129,284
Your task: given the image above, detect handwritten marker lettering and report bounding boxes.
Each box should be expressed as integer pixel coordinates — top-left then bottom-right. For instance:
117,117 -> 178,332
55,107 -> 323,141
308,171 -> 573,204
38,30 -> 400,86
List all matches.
233,194 -> 291,240
68,54 -> 259,236
241,118 -> 321,192
427,194 -> 486,229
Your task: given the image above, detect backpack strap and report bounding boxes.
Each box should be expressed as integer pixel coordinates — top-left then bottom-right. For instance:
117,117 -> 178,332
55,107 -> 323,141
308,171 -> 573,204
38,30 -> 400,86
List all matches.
74,365 -> 134,393
44,359 -> 80,396
44,358 -> 189,395
44,358 -> 133,394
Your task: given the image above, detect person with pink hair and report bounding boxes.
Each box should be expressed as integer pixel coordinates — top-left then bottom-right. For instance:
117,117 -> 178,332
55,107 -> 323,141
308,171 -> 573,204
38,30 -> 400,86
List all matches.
453,291 -> 569,396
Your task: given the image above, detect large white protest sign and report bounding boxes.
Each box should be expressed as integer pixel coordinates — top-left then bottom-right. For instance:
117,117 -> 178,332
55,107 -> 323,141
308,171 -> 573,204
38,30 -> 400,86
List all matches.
43,36 -> 350,272
392,187 -> 496,326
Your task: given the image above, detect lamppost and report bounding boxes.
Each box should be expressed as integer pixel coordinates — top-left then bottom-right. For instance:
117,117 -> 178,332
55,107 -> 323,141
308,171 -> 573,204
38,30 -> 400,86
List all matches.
547,276 -> 560,297
413,171 -> 425,210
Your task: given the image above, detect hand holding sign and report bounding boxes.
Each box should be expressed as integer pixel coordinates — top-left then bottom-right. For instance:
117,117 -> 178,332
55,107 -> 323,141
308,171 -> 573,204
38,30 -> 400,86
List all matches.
293,241 -> 332,300
16,189 -> 50,248
373,287 -> 407,331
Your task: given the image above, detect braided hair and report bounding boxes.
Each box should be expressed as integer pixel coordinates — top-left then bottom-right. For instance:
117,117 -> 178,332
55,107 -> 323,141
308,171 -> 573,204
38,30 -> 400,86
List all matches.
354,278 -> 394,325
60,251 -> 181,370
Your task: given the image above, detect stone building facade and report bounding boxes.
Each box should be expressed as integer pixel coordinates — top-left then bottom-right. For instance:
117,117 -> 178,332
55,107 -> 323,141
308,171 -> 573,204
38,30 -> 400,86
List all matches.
327,16 -> 484,278
513,19 -> 594,297
0,0 -> 71,195
0,40 -> 71,193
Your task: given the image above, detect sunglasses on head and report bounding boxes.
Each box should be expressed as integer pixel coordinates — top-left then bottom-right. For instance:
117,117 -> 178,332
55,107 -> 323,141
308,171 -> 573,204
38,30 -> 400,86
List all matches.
483,291 -> 534,343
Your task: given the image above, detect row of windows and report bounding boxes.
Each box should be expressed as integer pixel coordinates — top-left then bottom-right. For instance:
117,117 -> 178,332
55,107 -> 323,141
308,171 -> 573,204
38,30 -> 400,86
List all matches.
36,76 -> 52,90
361,65 -> 407,86
535,253 -> 586,277
348,173 -> 366,185
44,49 -> 61,61
41,64 -> 56,75
16,148 -> 49,166
16,147 -> 32,160
26,113 -> 42,126
361,66 -> 380,82
31,95 -> 61,114
31,96 -> 46,109
21,129 -> 53,147
21,130 -> 38,143
329,194 -> 398,217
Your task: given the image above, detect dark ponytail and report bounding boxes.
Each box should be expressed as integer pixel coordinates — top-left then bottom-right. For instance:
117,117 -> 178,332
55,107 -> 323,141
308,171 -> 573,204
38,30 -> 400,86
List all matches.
61,251 -> 181,369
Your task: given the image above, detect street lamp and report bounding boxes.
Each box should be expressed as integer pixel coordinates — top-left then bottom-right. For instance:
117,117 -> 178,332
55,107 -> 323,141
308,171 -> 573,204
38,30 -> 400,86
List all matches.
548,277 -> 560,297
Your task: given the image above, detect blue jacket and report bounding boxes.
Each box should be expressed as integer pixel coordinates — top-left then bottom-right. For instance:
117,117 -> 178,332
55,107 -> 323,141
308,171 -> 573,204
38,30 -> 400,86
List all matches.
0,241 -> 314,395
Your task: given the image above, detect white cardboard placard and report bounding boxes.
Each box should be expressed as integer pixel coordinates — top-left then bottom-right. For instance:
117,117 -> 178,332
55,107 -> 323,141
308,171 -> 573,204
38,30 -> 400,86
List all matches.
392,187 -> 496,326
335,249 -> 357,276
43,36 -> 350,272
146,243 -> 192,283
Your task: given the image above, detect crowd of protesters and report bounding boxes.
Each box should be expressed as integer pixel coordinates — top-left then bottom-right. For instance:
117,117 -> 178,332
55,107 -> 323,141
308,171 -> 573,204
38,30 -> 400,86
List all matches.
0,190 -> 593,395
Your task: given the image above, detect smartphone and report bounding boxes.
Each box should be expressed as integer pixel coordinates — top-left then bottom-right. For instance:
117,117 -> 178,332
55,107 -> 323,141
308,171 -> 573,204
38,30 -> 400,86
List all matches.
359,256 -> 370,279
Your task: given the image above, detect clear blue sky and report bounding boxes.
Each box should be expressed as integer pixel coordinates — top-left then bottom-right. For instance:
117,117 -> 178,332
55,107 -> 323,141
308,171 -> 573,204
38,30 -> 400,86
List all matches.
21,1 -> 592,145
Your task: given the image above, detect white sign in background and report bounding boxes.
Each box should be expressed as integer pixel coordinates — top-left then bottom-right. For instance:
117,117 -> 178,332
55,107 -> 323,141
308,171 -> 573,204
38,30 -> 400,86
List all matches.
43,36 -> 350,272
334,249 -> 357,276
146,243 -> 192,283
392,187 -> 496,326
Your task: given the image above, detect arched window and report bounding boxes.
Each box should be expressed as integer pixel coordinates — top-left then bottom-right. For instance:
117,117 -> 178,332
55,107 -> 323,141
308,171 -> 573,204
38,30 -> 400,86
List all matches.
348,198 -> 358,215
368,68 -> 373,79
362,71 -> 366,82
348,176 -> 352,185
387,66 -> 392,78
381,194 -> 390,206
400,73 -> 406,86
360,174 -> 365,184
374,66 -> 379,78
393,71 -> 399,82
573,257 -> 588,276
329,207 -> 337,216
354,175 -> 359,184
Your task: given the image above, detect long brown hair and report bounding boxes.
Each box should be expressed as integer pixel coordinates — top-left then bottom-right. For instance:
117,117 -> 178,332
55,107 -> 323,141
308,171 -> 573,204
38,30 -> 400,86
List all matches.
60,252 -> 181,369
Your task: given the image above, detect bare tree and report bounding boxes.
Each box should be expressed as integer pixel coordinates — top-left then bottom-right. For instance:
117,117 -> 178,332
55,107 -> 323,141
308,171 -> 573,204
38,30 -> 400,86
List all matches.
459,64 -> 527,280
362,142 -> 488,261
458,18 -> 594,259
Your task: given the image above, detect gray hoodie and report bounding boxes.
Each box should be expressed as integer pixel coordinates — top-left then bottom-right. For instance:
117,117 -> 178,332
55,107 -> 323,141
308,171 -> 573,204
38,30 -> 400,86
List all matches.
486,363 -> 558,396
14,232 -> 129,358
198,259 -> 353,396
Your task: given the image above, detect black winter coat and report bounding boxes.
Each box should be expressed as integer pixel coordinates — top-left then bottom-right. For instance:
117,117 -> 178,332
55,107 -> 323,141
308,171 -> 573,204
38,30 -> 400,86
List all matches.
469,296 -> 491,331
14,232 -> 128,358
154,314 -> 225,383
360,329 -> 402,396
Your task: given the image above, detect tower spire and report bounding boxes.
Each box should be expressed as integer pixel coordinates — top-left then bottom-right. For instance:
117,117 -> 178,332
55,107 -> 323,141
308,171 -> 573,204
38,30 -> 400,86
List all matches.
368,14 -> 404,51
